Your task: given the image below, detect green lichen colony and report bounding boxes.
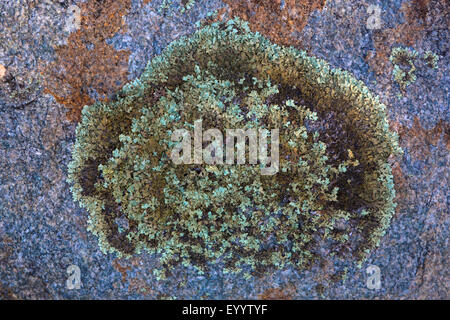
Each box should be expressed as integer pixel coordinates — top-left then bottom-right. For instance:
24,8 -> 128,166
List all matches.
68,19 -> 401,279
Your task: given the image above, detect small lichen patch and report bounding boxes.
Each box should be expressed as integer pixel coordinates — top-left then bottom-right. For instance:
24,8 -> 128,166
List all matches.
148,0 -> 198,14
390,46 -> 440,91
366,0 -> 444,84
423,50 -> 439,69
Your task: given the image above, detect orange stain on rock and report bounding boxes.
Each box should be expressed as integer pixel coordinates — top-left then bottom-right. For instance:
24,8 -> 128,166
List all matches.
113,259 -> 132,283
222,0 -> 327,47
258,284 -> 296,300
42,0 -> 132,122
0,64 -> 6,80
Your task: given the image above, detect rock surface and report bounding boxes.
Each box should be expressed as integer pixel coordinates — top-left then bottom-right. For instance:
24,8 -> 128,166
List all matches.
0,0 -> 448,299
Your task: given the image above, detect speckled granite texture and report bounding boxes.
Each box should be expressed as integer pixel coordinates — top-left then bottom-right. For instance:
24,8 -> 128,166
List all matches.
0,0 -> 448,299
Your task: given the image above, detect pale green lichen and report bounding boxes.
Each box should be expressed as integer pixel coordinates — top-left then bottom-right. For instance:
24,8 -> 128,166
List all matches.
390,47 -> 418,89
422,50 -> 439,69
390,47 -> 440,91
68,18 -> 402,279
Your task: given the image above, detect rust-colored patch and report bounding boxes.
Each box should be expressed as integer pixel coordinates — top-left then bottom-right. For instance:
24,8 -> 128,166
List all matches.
113,258 -> 132,282
222,0 -> 327,47
258,284 -> 296,300
42,0 -> 132,122
0,64 -> 6,79
393,117 -> 449,160
128,277 -> 155,296
366,0 -> 433,78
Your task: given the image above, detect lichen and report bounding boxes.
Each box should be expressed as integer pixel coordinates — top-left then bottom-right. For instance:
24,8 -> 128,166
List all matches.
390,46 -> 440,91
222,0 -> 327,47
68,18 -> 401,279
0,64 -> 5,80
390,47 -> 418,89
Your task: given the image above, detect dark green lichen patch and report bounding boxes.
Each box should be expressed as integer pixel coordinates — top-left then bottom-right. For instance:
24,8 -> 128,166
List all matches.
68,19 -> 401,279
